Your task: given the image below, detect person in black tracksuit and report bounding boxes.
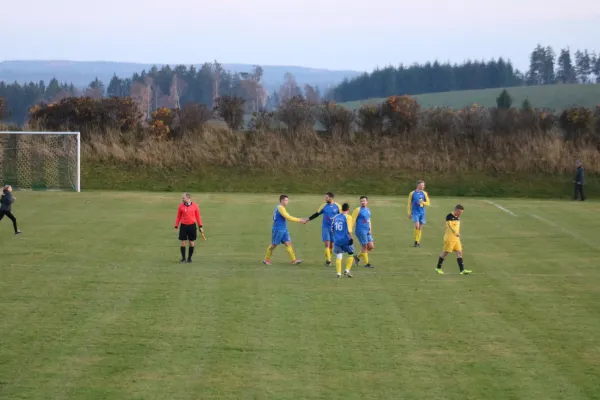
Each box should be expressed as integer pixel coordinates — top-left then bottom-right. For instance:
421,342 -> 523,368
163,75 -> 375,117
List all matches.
0,185 -> 21,234
574,160 -> 585,201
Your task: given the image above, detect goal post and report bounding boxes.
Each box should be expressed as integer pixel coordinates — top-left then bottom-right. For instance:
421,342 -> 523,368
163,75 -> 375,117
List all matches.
0,131 -> 80,192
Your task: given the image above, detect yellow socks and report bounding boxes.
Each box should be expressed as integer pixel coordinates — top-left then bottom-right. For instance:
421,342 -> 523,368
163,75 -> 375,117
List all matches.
265,245 -> 274,260
414,228 -> 422,243
336,257 -> 342,274
325,247 -> 331,262
285,245 -> 296,261
345,257 -> 353,272
360,252 -> 369,264
266,245 -> 298,262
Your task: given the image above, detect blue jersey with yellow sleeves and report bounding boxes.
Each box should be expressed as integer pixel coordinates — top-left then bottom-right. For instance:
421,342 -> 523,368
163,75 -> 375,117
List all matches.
272,205 -> 301,230
407,190 -> 430,215
352,207 -> 371,234
332,213 -> 353,246
315,202 -> 341,228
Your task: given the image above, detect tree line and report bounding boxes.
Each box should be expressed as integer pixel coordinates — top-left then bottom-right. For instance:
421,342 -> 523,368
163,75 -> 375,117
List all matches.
0,63 -> 318,126
330,45 -> 600,102
1,44 -> 599,127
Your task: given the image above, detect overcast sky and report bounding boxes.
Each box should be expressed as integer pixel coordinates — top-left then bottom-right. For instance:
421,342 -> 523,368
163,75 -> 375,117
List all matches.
2,0 -> 599,72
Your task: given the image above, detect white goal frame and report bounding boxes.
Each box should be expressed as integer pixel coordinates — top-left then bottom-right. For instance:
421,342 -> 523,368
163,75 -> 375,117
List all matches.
0,131 -> 81,192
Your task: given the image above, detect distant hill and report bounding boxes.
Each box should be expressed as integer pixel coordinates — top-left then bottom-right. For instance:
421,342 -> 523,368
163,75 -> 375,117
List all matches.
0,60 -> 363,93
341,84 -> 600,111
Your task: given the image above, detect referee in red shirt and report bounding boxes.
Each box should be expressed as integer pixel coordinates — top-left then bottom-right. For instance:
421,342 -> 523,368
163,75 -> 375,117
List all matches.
174,192 -> 203,263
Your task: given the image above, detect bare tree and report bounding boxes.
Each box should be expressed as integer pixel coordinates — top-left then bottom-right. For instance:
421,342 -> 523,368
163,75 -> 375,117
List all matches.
211,61 -> 223,108
304,84 -> 320,105
130,80 -> 153,120
240,65 -> 268,113
278,72 -> 302,103
169,73 -> 187,109
144,76 -> 154,118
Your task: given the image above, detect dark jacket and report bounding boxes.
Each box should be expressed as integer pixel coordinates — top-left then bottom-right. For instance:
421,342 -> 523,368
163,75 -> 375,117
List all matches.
0,191 -> 14,212
575,166 -> 584,185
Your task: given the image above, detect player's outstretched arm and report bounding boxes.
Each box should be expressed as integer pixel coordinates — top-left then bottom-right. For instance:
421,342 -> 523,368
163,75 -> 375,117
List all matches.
308,204 -> 325,222
278,205 -> 307,224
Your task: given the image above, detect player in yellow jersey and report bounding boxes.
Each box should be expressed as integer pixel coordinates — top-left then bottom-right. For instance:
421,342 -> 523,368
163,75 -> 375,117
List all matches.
435,204 -> 471,275
407,180 -> 430,247
263,194 -> 308,265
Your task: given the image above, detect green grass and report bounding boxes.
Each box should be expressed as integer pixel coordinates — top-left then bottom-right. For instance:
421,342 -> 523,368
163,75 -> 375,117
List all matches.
341,83 -> 600,111
2,191 -> 600,399
82,164 -> 599,199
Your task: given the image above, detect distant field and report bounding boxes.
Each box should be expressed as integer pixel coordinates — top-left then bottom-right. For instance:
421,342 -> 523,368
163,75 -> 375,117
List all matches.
341,84 -> 600,110
2,192 -> 600,399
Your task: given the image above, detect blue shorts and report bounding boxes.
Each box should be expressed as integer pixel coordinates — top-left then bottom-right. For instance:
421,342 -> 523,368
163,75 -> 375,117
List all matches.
356,233 -> 374,245
412,212 -> 426,224
321,227 -> 334,242
334,244 -> 355,255
271,229 -> 291,245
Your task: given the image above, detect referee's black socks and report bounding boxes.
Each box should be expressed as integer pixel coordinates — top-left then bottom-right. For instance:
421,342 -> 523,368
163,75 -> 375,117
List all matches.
457,258 -> 464,272
180,246 -> 186,260
188,246 -> 194,260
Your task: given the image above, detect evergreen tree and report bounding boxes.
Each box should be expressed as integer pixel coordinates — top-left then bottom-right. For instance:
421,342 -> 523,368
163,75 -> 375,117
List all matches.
0,96 -> 6,120
556,48 -> 577,84
542,46 -> 556,84
496,89 -> 512,109
107,74 -> 124,97
575,50 -> 592,83
591,52 -> 600,83
527,44 -> 546,85
86,77 -> 105,98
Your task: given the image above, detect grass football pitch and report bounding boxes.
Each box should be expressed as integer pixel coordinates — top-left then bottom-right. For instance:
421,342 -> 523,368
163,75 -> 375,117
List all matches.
1,192 -> 600,399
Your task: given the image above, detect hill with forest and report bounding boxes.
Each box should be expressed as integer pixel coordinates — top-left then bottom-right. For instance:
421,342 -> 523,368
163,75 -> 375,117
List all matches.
331,45 -> 600,107
0,60 -> 362,93
1,44 -> 599,127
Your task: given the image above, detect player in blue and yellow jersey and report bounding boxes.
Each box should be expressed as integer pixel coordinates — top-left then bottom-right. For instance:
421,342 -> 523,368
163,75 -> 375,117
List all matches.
331,203 -> 355,278
263,194 -> 308,265
435,204 -> 471,275
352,196 -> 374,268
407,180 -> 430,247
307,192 -> 341,266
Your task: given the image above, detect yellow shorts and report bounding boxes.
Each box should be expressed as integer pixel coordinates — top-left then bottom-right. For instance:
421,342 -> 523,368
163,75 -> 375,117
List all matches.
443,240 -> 462,253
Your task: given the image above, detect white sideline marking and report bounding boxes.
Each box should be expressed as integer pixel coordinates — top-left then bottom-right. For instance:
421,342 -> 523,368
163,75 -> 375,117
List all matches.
530,213 -> 598,251
484,200 -> 517,216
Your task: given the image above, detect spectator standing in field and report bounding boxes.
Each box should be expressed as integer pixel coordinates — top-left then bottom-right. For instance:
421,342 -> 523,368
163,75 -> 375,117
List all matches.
0,185 -> 21,235
174,192 -> 203,263
574,160 -> 585,201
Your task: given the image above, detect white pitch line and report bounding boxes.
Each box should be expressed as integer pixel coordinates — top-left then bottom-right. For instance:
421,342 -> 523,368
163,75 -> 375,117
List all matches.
530,213 -> 599,251
484,200 -> 517,216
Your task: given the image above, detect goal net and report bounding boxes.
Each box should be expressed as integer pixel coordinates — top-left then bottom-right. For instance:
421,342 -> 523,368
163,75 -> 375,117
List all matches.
0,131 -> 80,192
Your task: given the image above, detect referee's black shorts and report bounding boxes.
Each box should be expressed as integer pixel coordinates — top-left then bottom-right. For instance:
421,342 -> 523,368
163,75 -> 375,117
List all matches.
179,223 -> 197,241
